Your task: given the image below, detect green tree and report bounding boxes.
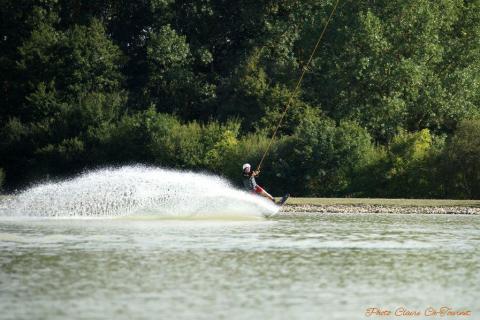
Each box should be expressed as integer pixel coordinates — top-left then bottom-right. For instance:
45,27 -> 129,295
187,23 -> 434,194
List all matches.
143,25 -> 215,120
1,0 -> 479,198
301,0 -> 480,141
442,119 -> 480,198
1,1 -> 60,125
0,17 -> 125,185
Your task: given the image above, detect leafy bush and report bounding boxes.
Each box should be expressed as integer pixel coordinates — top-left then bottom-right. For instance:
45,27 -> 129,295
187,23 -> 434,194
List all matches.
442,119 -> 480,199
385,129 -> 443,197
270,112 -> 375,196
352,129 -> 445,198
149,116 -> 241,170
0,168 -> 5,190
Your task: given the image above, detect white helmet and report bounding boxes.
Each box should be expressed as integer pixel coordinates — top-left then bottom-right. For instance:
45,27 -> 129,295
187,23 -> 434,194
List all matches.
242,163 -> 251,170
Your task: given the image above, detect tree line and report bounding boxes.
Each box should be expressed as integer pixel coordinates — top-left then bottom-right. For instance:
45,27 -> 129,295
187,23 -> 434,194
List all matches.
1,0 -> 479,198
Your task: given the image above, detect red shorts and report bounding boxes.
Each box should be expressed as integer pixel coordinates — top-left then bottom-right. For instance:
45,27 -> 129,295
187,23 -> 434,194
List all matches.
253,185 -> 265,194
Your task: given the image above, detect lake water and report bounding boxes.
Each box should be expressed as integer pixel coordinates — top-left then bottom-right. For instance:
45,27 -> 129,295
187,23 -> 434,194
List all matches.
0,213 -> 478,320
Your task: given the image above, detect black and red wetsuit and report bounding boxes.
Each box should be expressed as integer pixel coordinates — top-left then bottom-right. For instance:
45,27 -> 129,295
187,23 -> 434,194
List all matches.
242,171 -> 264,194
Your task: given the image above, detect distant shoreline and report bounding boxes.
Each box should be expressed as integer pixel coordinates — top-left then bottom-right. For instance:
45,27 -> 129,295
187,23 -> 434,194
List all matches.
281,198 -> 480,214
2,195 -> 479,215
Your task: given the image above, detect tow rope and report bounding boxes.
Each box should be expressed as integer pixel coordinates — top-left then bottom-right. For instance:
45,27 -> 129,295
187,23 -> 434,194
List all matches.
256,0 -> 341,172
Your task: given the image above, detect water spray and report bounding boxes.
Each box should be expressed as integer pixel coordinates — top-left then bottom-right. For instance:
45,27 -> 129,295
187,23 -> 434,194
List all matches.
0,166 -> 279,218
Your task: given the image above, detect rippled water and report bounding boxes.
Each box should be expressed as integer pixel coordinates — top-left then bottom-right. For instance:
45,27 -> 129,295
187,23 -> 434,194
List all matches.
0,213 -> 478,320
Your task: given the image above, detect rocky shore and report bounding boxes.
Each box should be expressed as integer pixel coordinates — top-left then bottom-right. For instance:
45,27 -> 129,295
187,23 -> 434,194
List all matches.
282,204 -> 480,214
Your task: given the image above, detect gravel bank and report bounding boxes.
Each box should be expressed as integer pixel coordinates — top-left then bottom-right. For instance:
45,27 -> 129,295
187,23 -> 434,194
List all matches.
282,204 -> 480,214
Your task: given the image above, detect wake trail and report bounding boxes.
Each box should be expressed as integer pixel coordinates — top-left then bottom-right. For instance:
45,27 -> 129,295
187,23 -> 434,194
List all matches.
0,166 -> 279,218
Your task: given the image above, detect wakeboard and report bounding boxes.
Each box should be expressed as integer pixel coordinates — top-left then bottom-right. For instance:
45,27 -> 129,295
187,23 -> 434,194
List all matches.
277,193 -> 290,206
263,194 -> 290,218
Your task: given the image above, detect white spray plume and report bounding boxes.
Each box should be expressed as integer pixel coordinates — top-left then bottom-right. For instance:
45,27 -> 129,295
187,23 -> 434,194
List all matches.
0,166 -> 279,218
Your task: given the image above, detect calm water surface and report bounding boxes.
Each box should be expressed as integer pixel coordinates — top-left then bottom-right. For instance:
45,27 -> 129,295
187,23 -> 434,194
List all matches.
0,213 -> 478,320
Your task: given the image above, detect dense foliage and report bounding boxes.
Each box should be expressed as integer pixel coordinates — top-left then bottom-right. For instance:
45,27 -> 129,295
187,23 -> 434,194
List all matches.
1,0 -> 479,198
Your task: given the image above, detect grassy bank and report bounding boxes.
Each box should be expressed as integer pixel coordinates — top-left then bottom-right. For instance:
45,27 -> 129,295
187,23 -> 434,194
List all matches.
285,197 -> 480,207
